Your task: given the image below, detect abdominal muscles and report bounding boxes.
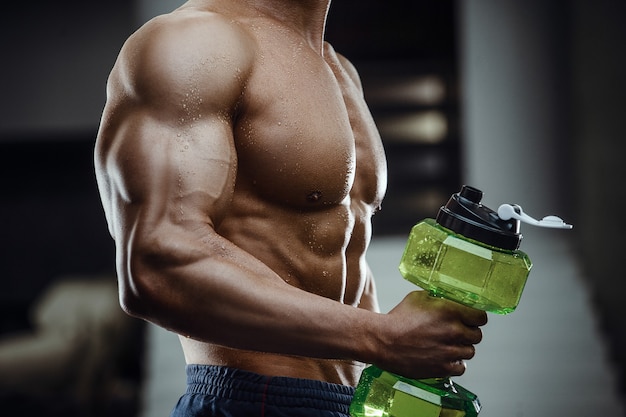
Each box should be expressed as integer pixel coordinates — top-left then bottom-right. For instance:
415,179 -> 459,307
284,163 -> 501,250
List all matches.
218,194 -> 365,304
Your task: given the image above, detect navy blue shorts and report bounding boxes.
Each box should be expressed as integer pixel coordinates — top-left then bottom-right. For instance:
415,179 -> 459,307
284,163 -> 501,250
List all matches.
169,365 -> 356,417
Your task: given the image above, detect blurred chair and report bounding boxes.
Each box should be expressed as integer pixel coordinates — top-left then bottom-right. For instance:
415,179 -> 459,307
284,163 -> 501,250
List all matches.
0,276 -> 145,417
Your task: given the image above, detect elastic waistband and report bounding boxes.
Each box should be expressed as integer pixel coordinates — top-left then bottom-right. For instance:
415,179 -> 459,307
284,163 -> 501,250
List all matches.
185,365 -> 355,412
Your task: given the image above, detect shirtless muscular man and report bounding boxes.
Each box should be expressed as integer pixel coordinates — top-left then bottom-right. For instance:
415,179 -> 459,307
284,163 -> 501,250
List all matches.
95,1 -> 487,415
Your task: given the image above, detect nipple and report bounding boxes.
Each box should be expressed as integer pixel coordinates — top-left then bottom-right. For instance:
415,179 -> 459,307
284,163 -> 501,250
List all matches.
307,191 -> 323,202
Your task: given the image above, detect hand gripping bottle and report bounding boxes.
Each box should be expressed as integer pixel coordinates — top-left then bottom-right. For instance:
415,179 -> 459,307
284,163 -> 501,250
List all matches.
349,185 -> 572,417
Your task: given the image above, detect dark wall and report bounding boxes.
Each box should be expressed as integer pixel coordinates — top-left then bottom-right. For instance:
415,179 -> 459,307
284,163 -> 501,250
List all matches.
0,134 -> 115,334
0,2 -> 135,333
326,0 -> 462,234
0,1 -> 134,135
571,0 -> 626,399
326,0 -> 457,62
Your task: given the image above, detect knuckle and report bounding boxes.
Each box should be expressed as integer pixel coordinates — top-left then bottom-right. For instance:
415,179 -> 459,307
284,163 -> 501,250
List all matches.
473,328 -> 483,344
451,360 -> 466,376
466,345 -> 476,359
445,359 -> 466,376
478,311 -> 488,325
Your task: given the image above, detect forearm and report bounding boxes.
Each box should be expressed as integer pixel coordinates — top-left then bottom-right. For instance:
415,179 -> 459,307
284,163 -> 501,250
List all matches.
119,225 -> 382,365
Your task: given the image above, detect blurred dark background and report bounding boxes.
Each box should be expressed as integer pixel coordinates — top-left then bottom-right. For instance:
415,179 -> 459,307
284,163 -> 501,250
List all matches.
0,0 -> 625,415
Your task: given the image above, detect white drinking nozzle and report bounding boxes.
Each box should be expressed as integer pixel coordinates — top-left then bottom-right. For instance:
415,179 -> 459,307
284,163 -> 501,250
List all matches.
497,204 -> 573,229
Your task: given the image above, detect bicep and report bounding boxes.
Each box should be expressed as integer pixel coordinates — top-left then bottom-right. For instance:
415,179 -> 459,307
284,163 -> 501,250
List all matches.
106,108 -> 237,237
98,16 -> 253,237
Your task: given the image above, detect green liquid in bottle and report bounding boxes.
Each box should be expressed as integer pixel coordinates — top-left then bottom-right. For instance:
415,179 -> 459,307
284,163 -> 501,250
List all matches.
349,186 -> 559,417
399,219 -> 532,315
350,365 -> 480,417
350,218 -> 531,417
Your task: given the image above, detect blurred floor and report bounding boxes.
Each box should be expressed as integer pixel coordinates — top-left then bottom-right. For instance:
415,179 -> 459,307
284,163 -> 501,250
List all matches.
140,233 -> 625,417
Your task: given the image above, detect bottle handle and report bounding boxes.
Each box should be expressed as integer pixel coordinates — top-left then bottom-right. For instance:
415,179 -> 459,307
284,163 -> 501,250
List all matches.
497,204 -> 573,229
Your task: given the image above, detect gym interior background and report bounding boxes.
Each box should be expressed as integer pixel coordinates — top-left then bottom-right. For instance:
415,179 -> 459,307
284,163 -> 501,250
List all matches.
0,0 -> 624,416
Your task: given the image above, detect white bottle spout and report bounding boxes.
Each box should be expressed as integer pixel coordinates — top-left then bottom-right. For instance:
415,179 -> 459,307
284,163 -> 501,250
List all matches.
497,204 -> 573,229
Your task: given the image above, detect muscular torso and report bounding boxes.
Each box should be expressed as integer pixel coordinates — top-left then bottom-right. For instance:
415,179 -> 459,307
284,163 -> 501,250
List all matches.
180,8 -> 386,385
102,3 -> 387,387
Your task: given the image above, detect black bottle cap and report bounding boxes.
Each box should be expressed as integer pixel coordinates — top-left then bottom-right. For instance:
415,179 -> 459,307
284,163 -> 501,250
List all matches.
436,185 -> 522,250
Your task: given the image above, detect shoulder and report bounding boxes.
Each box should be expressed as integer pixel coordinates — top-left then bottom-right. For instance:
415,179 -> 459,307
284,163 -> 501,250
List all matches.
109,9 -> 256,108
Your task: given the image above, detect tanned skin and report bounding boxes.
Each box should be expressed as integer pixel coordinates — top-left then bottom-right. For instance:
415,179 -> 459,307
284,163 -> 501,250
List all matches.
95,0 -> 487,387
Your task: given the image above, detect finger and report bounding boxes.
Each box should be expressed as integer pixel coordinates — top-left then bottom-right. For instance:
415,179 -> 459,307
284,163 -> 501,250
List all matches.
463,326 -> 483,345
447,360 -> 467,376
450,324 -> 482,346
462,344 -> 476,360
449,344 -> 475,362
461,309 -> 488,327
441,298 -> 487,326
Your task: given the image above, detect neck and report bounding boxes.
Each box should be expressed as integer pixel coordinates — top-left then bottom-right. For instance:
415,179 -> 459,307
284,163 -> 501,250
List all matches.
250,0 -> 332,53
188,0 -> 332,54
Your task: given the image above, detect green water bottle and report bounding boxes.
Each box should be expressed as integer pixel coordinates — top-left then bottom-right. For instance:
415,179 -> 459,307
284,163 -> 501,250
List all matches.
350,185 -> 572,417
